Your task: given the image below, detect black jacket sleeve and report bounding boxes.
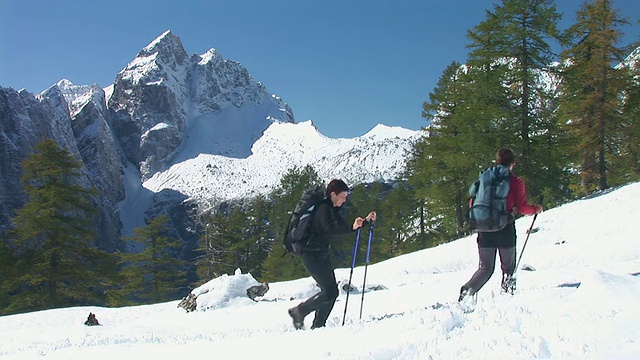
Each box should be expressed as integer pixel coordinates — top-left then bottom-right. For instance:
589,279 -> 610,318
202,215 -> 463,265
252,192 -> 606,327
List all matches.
305,200 -> 353,254
314,201 -> 352,236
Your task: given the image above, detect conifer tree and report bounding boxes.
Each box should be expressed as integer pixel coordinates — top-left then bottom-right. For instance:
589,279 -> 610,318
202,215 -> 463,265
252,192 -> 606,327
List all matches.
617,47 -> 640,181
5,138 -> 115,314
377,183 -> 421,254
0,240 -> 16,313
194,211 -> 230,282
195,196 -> 272,283
408,62 -> 508,242
242,194 -> 273,279
118,214 -> 187,304
466,0 -> 567,199
342,182 -> 416,263
223,207 -> 262,276
559,0 -> 634,193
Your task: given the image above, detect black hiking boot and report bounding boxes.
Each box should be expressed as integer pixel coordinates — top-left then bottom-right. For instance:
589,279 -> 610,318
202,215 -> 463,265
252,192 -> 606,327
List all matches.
501,274 -> 516,294
288,306 -> 305,330
458,286 -> 473,302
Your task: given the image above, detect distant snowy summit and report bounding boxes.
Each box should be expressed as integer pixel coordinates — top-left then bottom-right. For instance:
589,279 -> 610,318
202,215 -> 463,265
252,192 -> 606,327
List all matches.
143,119 -> 421,208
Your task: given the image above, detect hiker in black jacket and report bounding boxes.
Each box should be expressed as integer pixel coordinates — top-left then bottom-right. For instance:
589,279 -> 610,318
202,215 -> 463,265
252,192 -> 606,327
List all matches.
288,179 -> 376,330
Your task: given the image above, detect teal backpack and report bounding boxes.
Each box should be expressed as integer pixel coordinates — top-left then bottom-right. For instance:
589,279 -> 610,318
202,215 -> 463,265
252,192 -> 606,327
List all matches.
468,164 -> 511,232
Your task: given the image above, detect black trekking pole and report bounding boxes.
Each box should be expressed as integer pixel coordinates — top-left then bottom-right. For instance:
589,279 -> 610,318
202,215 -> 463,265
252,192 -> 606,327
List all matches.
359,221 -> 374,319
342,227 -> 361,326
515,195 -> 543,275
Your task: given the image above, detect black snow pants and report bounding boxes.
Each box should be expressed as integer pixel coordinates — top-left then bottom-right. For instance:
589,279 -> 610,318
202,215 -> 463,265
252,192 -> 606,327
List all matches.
296,252 -> 339,328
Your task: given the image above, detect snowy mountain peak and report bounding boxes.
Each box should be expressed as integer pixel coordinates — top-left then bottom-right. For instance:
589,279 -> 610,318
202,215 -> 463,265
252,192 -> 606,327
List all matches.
118,30 -> 189,87
622,45 -> 640,69
54,79 -> 104,117
139,30 -> 188,63
199,48 -> 222,65
363,123 -> 423,140
142,30 -> 172,51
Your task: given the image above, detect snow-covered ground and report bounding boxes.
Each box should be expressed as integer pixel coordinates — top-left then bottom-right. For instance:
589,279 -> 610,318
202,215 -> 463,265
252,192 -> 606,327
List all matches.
2,182 -> 639,359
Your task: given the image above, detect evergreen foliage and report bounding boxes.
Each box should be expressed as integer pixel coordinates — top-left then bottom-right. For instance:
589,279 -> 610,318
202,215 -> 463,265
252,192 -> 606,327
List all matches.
376,183 -> 423,254
409,62 -> 505,243
2,139 -> 116,315
117,214 -> 187,304
0,239 -> 16,312
559,0 -> 636,193
239,195 -> 273,279
466,0 -> 567,200
618,50 -> 640,181
194,211 -> 232,283
342,182 -> 419,263
195,198 -> 271,283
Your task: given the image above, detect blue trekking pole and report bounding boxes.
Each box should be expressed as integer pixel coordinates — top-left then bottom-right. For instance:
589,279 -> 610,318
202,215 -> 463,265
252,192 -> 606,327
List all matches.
359,221 -> 374,319
342,227 -> 361,326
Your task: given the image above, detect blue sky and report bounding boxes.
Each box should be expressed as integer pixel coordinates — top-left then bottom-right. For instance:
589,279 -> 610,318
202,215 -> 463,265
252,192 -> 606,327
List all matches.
1,1 -> 638,138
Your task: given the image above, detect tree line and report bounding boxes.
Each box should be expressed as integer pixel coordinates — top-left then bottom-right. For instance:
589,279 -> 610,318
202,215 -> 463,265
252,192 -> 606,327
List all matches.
1,0 -> 638,315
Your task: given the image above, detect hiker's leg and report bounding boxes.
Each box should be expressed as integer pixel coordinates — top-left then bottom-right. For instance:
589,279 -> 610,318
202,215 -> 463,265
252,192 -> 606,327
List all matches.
296,254 -> 338,325
461,247 -> 497,295
498,246 -> 516,276
310,265 -> 338,328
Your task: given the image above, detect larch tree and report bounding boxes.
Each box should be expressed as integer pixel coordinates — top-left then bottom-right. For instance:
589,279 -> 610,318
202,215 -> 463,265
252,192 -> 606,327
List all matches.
5,138 -> 116,314
466,0 -> 566,199
559,0 -> 634,193
118,214 -> 187,304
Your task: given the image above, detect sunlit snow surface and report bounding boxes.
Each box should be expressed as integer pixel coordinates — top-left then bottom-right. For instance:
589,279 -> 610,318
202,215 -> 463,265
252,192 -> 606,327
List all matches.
1,182 -> 639,359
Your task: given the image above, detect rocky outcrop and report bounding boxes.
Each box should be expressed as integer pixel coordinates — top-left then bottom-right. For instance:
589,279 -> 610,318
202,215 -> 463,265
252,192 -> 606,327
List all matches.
0,85 -> 124,251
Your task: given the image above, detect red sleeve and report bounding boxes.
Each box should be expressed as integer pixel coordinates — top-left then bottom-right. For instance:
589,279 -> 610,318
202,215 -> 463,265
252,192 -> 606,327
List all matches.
508,175 -> 538,215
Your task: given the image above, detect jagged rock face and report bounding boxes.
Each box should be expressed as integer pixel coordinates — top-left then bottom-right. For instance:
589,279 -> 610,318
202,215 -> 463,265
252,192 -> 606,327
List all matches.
107,30 -> 293,179
0,87 -> 82,238
188,49 -> 293,120
0,85 -> 123,251
58,81 -> 125,251
0,88 -> 50,237
108,32 -> 189,179
1,30 -> 299,253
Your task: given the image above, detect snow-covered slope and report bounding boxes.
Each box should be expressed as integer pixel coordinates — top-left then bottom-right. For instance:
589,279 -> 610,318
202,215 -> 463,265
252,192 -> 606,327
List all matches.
143,120 -> 419,207
1,182 -> 639,359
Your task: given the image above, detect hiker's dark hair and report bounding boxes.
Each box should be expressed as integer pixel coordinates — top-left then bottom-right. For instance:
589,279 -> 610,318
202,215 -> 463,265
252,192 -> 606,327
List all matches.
326,179 -> 349,197
496,148 -> 516,167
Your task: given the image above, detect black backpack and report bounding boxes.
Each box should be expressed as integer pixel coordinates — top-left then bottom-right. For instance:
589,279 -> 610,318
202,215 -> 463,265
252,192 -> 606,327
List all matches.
283,187 -> 325,256
468,164 -> 511,232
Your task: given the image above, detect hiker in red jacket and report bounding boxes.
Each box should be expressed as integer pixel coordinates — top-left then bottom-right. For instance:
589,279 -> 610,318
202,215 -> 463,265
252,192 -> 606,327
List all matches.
459,148 -> 543,302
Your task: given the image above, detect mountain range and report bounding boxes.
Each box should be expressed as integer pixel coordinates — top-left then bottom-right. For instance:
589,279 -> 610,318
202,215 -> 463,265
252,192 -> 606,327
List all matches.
0,30 -> 420,253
